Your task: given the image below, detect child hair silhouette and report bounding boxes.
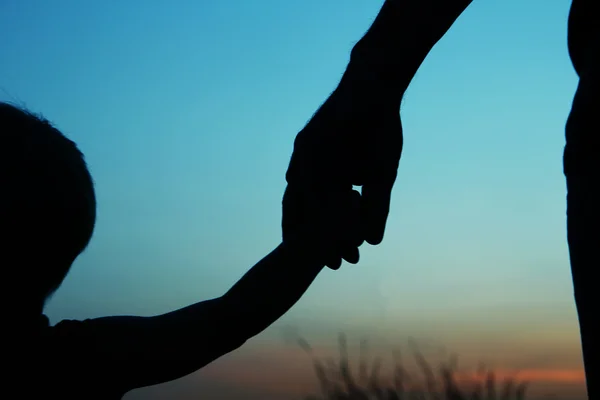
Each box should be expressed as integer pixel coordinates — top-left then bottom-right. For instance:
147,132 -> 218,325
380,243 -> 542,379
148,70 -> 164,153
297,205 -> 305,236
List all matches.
1,102 -> 96,316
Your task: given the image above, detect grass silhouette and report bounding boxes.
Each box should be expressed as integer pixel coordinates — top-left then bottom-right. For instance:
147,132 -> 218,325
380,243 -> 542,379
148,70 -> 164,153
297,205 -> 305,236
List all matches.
297,333 -> 529,400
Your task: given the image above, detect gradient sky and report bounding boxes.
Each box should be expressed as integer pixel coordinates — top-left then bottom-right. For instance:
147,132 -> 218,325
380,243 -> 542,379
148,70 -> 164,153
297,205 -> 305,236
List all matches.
0,0 -> 586,399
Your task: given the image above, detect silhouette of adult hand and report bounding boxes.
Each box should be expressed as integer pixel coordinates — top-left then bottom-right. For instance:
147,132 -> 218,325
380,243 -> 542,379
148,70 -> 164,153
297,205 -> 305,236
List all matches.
282,184 -> 363,270
284,68 -> 403,269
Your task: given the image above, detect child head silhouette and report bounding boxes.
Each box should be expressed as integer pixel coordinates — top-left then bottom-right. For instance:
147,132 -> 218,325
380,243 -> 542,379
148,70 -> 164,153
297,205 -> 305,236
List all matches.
1,102 -> 96,315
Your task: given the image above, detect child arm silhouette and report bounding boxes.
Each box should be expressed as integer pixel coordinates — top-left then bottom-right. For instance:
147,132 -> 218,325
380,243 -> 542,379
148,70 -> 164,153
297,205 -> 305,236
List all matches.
51,189 -> 361,397
53,244 -> 321,394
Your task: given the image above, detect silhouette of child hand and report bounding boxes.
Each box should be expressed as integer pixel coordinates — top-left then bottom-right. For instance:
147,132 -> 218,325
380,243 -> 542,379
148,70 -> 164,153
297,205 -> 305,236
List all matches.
285,66 -> 403,267
282,184 -> 363,270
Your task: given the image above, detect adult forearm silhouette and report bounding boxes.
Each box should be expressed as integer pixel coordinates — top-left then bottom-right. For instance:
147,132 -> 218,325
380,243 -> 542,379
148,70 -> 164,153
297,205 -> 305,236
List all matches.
285,0 -> 472,269
350,0 -> 473,91
565,1 -> 599,398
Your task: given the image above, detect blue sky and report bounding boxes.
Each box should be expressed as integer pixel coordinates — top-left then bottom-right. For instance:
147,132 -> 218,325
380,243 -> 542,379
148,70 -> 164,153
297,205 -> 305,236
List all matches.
0,0 -> 586,398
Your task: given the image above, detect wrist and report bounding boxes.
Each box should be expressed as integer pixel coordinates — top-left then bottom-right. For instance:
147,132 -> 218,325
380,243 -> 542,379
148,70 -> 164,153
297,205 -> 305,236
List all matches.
347,8 -> 431,99
352,0 -> 433,63
345,45 -> 415,101
348,0 -> 473,94
280,240 -> 326,269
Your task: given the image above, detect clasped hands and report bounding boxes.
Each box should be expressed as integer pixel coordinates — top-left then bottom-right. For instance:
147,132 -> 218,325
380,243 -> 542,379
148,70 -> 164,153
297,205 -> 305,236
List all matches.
283,67 -> 405,270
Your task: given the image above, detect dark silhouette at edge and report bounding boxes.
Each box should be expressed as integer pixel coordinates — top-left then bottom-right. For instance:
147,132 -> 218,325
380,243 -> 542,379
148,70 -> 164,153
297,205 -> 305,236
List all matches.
564,1 -> 599,398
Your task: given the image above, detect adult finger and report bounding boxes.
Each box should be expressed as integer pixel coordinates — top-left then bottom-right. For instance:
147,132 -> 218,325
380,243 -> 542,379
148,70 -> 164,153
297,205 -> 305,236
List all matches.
326,256 -> 343,270
325,188 -> 360,268
281,185 -> 305,244
344,189 -> 365,248
319,187 -> 348,270
341,246 -> 360,264
361,116 -> 402,245
361,179 -> 395,246
339,189 -> 363,265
